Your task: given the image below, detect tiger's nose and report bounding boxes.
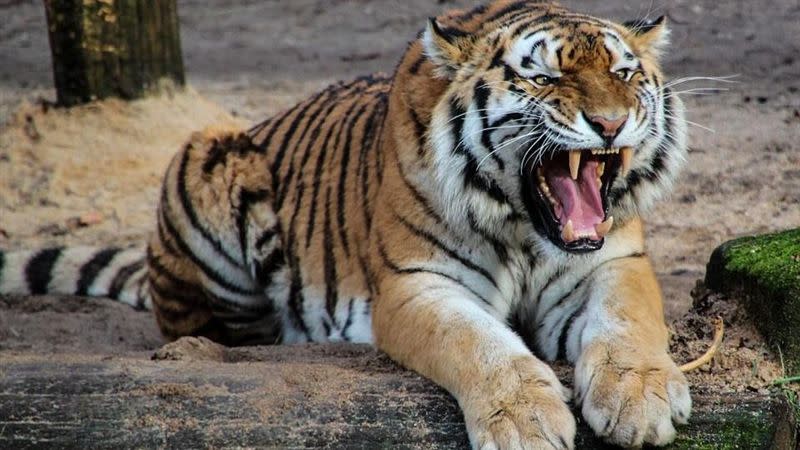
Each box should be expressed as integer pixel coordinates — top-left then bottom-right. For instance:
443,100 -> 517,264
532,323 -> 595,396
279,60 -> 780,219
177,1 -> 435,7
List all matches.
585,113 -> 627,139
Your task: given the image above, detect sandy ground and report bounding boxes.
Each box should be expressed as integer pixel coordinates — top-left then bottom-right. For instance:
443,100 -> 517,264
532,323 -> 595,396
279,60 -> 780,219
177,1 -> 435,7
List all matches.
0,0 -> 799,398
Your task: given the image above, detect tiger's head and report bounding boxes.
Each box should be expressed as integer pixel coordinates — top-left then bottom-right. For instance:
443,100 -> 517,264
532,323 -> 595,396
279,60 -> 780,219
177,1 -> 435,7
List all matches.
395,1 -> 687,253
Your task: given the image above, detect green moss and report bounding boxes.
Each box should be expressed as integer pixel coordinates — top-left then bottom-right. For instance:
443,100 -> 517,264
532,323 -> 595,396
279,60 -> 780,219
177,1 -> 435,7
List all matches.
668,412 -> 774,449
723,228 -> 800,297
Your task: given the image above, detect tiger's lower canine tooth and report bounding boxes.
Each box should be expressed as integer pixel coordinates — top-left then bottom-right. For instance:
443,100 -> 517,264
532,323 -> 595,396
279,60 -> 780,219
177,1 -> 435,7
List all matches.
569,150 -> 581,180
562,219 -> 575,242
595,216 -> 614,238
620,147 -> 633,177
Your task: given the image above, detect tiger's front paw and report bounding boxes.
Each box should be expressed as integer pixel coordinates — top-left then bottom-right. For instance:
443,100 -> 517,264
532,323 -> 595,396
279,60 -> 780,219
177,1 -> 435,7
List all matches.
463,357 -> 576,450
575,342 -> 691,448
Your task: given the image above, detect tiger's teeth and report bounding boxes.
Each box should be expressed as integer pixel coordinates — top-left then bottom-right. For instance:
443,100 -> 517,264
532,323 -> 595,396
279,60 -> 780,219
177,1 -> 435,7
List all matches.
569,150 -> 581,180
595,216 -> 614,238
620,147 -> 633,177
561,219 -> 575,242
596,162 -> 605,177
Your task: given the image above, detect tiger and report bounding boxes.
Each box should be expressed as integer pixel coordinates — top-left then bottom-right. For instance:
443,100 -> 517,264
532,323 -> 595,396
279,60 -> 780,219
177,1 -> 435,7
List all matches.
0,1 -> 692,448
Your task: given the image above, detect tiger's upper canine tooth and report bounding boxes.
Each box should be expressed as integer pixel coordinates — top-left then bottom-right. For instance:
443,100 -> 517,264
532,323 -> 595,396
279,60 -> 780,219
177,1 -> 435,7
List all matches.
562,219 -> 576,242
595,216 -> 614,238
620,147 -> 633,177
569,150 -> 581,180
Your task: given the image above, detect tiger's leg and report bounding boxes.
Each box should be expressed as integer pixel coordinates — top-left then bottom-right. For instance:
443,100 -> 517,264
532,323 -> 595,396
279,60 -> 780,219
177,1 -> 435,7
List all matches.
569,222 -> 691,447
374,275 -> 576,450
149,127 -> 282,346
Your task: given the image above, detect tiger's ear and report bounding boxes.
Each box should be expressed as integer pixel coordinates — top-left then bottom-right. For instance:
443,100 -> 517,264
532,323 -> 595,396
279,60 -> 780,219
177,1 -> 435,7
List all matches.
422,18 -> 475,77
623,16 -> 670,57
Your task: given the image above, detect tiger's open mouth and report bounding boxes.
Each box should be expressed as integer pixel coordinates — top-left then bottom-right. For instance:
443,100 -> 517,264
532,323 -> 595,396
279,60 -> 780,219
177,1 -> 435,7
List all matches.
521,147 -> 632,252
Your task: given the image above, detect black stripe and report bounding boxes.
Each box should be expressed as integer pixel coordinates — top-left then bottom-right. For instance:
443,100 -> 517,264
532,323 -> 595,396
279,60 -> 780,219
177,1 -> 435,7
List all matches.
358,97 -> 384,206
644,94 -> 675,182
429,18 -> 470,41
237,188 -> 271,264
466,210 -> 508,263
254,248 -> 285,286
336,102 -> 371,256
323,188 -> 339,319
156,210 -> 180,257
489,46 -> 506,69
201,138 -> 228,174
147,248 -> 202,296
556,298 -> 588,360
483,1 -> 531,25
306,100 -> 355,247
396,213 -> 498,289
518,24 -> 555,39
255,108 -> 293,153
613,93 -> 675,201
149,282 -> 195,322
408,107 -> 427,157
285,182 -> 312,339
246,117 -> 272,138
25,247 -> 63,295
253,114 -> 286,152
377,238 -> 491,305
108,259 -> 144,300
341,298 -> 355,341
358,94 -> 388,231
160,205 -> 258,296
277,85 -> 351,210
269,87 -> 334,190
203,287 -> 272,315
408,54 -> 426,74
463,154 -> 511,204
474,80 -> 505,170
449,97 -> 511,205
455,4 -> 488,23
304,121 -> 330,248
204,133 -> 256,175
535,267 -> 567,317
490,112 -> 525,128
75,247 -> 121,296
176,145 -> 241,267
555,46 -> 564,68
254,226 -> 277,250
541,252 -> 646,326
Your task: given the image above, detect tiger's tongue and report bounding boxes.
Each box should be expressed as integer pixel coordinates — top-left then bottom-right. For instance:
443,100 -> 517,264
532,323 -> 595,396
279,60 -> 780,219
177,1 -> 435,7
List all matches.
545,160 -> 604,241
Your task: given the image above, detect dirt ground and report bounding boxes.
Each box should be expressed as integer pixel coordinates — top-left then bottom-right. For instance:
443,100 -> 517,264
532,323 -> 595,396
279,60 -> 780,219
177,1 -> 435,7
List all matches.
1,0 -> 799,399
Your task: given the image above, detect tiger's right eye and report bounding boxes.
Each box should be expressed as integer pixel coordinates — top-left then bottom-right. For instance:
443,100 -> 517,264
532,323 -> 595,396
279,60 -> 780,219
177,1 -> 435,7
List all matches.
532,74 -> 558,86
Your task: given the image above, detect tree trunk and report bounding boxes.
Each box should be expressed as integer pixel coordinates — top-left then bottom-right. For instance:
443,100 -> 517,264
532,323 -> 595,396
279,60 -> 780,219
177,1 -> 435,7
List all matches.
0,341 -> 796,449
43,0 -> 185,106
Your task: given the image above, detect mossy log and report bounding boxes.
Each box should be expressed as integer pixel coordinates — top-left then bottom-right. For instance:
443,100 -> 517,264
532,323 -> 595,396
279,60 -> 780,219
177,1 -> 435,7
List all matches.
44,0 -> 184,106
0,343 -> 796,449
706,228 -> 800,373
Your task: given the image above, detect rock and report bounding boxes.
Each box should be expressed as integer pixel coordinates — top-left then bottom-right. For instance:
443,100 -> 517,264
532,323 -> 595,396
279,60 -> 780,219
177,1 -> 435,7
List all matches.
706,228 -> 800,373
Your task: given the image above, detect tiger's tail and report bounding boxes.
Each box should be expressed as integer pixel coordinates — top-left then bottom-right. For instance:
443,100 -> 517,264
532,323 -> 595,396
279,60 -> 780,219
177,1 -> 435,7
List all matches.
0,246 -> 151,310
